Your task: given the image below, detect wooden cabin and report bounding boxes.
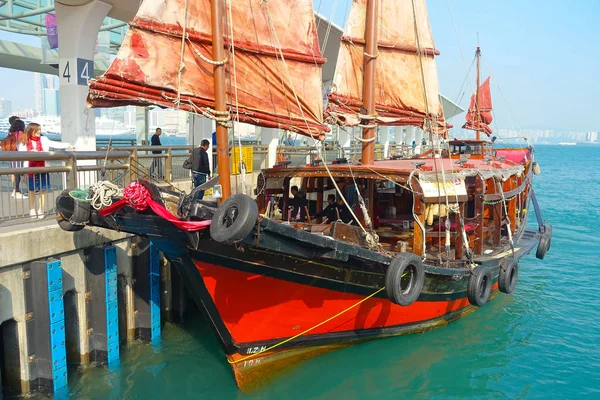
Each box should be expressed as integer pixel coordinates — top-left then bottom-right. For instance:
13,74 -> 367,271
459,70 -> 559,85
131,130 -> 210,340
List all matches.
254,141 -> 533,265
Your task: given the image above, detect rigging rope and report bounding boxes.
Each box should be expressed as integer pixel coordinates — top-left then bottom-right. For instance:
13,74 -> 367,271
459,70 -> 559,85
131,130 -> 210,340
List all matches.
261,1 -> 376,245
227,0 -> 247,195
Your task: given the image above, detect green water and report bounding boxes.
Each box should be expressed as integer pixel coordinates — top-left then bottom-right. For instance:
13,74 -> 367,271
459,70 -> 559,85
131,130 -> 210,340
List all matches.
63,145 -> 600,398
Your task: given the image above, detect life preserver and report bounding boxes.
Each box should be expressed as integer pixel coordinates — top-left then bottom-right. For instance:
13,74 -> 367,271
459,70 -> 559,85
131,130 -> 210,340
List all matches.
499,258 -> 518,294
536,224 -> 552,260
467,267 -> 492,307
210,194 -> 258,245
385,253 -> 425,306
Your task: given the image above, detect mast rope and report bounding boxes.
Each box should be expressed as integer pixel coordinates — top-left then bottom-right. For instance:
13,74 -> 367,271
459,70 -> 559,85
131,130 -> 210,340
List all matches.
321,0 -> 339,54
227,0 -> 247,195
188,41 -> 230,65
496,178 -> 515,257
261,0 -> 375,243
175,0 -> 190,106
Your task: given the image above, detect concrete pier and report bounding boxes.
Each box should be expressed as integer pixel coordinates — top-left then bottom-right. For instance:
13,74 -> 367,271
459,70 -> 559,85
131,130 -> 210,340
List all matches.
0,220 -> 167,397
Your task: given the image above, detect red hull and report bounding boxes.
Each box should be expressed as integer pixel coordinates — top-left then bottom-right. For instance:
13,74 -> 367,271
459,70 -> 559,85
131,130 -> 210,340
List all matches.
195,260 -> 502,390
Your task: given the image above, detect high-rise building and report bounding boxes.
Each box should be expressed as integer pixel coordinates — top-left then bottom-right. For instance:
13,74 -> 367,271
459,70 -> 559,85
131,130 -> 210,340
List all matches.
0,98 -> 13,118
34,73 -> 60,115
43,89 -> 60,116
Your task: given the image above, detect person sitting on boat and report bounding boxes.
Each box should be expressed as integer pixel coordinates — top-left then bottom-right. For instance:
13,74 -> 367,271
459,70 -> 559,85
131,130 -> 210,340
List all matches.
290,185 -> 308,222
191,139 -> 211,200
336,197 -> 354,224
314,194 -> 337,223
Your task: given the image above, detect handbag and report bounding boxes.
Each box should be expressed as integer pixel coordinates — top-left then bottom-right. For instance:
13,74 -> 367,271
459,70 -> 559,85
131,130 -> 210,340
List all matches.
183,157 -> 192,169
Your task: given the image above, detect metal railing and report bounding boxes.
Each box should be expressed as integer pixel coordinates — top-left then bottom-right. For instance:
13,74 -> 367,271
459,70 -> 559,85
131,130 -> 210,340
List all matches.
1,142 -> 416,225
0,151 -> 130,225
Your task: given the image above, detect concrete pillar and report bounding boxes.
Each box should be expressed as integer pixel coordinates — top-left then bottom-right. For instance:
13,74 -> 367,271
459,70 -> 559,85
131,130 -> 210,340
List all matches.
260,127 -> 279,168
55,1 -> 112,150
380,127 -> 390,159
84,246 -> 120,367
136,107 -> 149,145
338,127 -> 351,159
131,237 -> 161,343
188,115 -> 214,172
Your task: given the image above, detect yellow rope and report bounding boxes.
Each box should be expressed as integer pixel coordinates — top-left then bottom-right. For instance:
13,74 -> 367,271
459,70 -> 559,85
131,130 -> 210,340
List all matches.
228,286 -> 386,364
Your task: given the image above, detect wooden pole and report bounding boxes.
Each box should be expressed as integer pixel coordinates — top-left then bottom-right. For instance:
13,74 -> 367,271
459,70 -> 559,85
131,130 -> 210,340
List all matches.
475,47 -> 481,141
211,0 -> 231,201
360,0 -> 378,165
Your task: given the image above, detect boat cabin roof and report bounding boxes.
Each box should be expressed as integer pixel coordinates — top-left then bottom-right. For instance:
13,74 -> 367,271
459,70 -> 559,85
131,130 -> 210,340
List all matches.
262,156 -> 521,182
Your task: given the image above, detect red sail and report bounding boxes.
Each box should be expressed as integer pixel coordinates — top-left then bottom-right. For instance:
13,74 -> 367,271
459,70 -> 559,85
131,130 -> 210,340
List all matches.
462,77 -> 493,135
87,0 -> 328,139
325,0 -> 448,137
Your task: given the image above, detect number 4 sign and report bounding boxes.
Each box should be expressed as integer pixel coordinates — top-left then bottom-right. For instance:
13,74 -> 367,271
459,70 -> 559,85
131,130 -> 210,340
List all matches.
59,58 -> 94,86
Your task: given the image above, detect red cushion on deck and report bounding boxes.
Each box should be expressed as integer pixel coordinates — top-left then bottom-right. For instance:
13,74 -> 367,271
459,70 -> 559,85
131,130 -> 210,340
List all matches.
433,221 -> 475,233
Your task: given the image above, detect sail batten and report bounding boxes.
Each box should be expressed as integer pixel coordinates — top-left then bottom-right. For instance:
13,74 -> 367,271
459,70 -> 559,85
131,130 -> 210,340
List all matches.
325,0 -> 448,136
88,0 -> 328,139
462,77 -> 493,135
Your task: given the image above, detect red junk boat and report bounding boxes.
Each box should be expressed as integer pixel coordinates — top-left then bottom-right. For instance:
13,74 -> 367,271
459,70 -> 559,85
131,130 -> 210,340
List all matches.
56,0 -> 551,391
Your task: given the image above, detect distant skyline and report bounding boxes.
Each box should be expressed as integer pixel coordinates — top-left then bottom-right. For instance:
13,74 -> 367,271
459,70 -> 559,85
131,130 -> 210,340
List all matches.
0,0 -> 598,133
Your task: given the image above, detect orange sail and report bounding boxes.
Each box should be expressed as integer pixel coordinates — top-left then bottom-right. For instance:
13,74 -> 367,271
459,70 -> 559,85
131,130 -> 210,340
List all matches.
87,0 -> 328,139
462,77 -> 493,135
325,0 -> 447,136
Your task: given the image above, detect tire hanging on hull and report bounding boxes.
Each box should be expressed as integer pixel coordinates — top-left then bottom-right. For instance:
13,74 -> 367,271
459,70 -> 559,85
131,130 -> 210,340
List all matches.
210,194 -> 259,245
467,267 -> 492,307
385,253 -> 425,306
536,224 -> 552,260
499,258 -> 518,294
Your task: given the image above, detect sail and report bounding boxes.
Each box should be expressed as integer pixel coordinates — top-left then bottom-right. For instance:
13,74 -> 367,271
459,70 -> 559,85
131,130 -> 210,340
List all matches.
325,0 -> 447,136
87,0 -> 328,139
462,77 -> 493,135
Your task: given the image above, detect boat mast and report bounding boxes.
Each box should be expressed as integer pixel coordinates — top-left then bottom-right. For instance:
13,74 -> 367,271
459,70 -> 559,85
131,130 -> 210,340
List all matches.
360,0 -> 379,165
211,0 -> 231,201
475,46 -> 481,141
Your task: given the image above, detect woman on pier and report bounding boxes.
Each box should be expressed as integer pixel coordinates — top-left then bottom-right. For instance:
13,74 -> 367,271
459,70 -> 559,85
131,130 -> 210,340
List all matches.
18,123 -> 73,219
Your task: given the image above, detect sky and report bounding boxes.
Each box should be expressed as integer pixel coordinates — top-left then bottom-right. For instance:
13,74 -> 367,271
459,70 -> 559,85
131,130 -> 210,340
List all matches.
0,0 -> 598,132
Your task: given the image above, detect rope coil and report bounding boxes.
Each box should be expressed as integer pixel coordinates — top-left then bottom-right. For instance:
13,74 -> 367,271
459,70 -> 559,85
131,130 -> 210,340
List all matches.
87,181 -> 123,211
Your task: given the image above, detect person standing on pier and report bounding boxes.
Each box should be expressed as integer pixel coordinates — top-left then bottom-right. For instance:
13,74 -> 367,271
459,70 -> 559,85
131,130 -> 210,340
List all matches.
150,127 -> 163,179
190,139 -> 211,200
1,118 -> 27,198
18,123 -> 72,219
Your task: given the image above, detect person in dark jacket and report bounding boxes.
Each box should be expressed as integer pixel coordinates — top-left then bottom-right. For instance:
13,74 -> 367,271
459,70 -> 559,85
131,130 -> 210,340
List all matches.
191,139 -> 211,199
150,127 -> 163,179
290,185 -> 308,222
336,197 -> 354,224
314,194 -> 337,222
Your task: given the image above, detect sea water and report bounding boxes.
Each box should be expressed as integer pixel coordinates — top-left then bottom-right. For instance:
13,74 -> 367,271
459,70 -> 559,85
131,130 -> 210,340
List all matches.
47,145 -> 600,399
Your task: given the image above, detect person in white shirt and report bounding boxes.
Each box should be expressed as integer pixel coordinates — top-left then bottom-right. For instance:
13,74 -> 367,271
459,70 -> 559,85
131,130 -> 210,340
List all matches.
18,123 -> 73,219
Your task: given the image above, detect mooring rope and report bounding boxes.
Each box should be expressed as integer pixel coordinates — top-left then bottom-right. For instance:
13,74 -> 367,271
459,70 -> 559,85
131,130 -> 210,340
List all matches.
227,286 -> 386,364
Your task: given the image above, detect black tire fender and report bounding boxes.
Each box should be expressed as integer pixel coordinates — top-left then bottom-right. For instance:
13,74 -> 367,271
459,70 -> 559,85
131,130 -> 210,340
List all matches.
536,224 -> 552,260
56,214 -> 84,232
69,192 -> 91,224
210,194 -> 258,245
385,253 -> 425,306
467,266 -> 492,307
499,258 -> 518,294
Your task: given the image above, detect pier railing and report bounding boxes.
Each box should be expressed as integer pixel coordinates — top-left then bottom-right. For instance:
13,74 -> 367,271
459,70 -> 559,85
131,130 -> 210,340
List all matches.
0,151 -> 130,224
1,142 -> 422,225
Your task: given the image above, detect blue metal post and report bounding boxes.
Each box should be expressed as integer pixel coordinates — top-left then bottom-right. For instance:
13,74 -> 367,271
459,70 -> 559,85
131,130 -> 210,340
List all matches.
149,242 -> 161,344
85,246 -> 119,366
24,259 -> 68,395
